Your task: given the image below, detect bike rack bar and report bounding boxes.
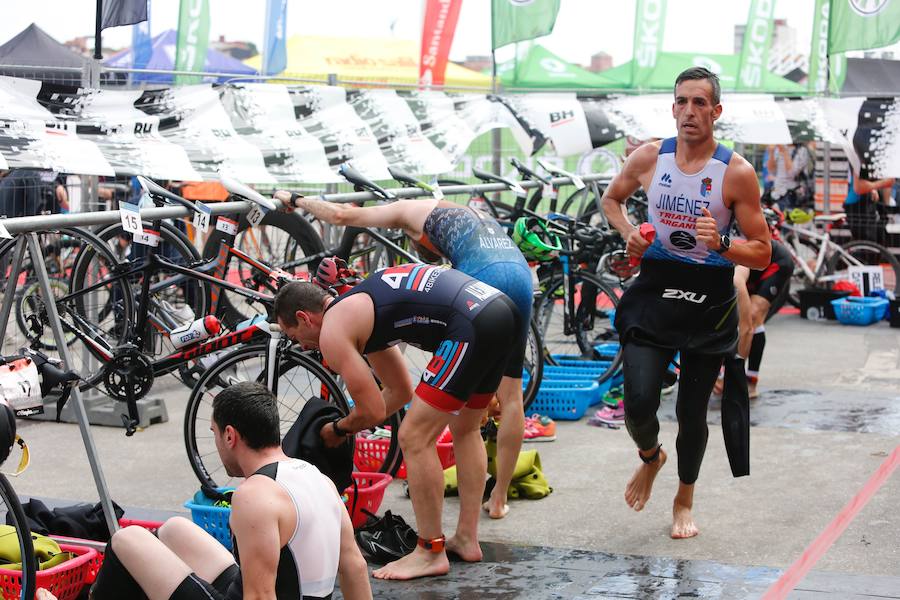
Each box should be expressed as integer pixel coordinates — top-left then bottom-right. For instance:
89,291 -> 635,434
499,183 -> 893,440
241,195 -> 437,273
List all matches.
0,175 -> 612,234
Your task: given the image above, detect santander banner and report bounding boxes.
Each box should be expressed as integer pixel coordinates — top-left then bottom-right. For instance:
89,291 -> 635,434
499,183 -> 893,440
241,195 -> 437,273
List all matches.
419,0 -> 464,87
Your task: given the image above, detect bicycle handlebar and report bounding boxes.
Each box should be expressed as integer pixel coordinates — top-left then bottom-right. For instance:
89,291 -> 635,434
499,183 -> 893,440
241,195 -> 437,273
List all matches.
509,157 -> 551,185
137,176 -> 202,215
471,168 -> 527,198
536,159 -> 585,190
339,163 -> 396,200
219,176 -> 279,212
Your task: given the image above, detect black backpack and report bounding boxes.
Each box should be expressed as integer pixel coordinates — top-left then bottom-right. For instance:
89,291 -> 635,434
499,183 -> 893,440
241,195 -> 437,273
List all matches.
281,397 -> 353,492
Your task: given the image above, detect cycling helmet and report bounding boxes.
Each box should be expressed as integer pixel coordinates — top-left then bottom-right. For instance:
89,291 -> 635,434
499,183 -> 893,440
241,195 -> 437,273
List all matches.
512,217 -> 562,262
788,208 -> 813,225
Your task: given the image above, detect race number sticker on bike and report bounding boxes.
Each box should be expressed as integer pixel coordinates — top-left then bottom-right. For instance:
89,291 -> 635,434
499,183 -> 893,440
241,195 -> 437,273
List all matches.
192,202 -> 212,233
0,220 -> 11,239
216,216 -> 239,235
133,227 -> 160,247
246,204 -> 270,227
119,202 -> 142,236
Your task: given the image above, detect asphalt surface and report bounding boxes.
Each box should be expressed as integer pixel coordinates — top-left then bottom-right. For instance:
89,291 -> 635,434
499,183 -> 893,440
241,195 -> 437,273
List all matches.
4,312 -> 900,598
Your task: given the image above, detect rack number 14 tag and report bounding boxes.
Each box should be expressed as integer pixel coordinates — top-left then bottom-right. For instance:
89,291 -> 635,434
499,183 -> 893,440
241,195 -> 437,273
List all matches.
193,203 -> 211,233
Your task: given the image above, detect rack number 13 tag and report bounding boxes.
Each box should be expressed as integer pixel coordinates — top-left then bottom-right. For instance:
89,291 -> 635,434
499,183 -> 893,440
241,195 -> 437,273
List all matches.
193,203 -> 211,233
120,202 -> 141,235
246,204 -> 269,227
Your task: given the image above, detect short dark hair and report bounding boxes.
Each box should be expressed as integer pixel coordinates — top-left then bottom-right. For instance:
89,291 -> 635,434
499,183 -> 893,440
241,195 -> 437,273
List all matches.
212,382 -> 280,449
674,67 -> 721,106
274,281 -> 329,327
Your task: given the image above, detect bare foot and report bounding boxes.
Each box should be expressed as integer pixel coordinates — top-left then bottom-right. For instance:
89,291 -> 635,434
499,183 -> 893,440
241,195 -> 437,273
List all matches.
671,500 -> 699,539
748,383 -> 759,399
482,497 -> 510,519
446,534 -> 483,562
372,547 -> 449,580
624,446 -> 667,511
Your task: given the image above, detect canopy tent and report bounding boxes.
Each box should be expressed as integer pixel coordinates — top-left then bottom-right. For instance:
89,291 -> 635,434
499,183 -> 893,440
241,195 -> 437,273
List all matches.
104,30 -> 257,83
841,57 -> 900,96
244,36 -> 491,88
0,23 -> 88,84
599,52 -> 806,94
499,44 -> 622,89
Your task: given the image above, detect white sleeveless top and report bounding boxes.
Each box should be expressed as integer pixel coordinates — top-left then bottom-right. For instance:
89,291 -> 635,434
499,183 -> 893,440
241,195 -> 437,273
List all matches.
643,137 -> 734,267
246,459 -> 342,598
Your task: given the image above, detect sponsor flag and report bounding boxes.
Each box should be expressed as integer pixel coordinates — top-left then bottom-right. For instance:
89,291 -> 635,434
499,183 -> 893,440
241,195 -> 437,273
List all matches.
631,0 -> 668,87
101,0 -> 148,30
174,0 -> 210,85
491,0 -> 561,50
808,0 -> 830,93
829,0 -> 900,54
262,0 -> 288,76
736,0 -> 776,91
419,0 -> 464,86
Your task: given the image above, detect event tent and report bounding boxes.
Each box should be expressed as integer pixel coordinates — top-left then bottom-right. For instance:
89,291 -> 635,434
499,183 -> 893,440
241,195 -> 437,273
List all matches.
499,44 -> 622,89
104,29 -> 257,83
599,52 -> 806,94
244,36 -> 491,88
0,23 -> 89,84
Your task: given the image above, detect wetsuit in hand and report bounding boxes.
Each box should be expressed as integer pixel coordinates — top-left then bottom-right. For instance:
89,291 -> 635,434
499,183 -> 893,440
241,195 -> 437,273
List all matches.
614,138 -> 738,485
417,205 -> 533,377
329,264 -> 520,413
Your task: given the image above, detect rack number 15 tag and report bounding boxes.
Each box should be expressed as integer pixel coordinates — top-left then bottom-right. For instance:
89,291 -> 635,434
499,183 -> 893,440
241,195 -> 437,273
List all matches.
120,202 -> 141,235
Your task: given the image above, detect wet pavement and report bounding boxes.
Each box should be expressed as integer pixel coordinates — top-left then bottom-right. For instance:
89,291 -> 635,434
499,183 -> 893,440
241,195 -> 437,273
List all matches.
355,541 -> 900,599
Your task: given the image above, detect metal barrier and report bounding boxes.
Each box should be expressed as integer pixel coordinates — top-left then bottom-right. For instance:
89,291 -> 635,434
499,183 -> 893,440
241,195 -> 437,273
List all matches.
0,174 -> 605,537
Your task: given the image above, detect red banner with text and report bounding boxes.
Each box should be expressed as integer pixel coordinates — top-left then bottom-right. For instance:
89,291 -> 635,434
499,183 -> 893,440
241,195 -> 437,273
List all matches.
419,0 -> 464,86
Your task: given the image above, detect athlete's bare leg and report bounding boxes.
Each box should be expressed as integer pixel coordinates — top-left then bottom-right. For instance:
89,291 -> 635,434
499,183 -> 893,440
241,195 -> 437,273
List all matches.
373,397 -> 450,580
446,405 -> 487,561
624,445 -> 667,511
483,376 -> 524,519
671,481 -> 699,539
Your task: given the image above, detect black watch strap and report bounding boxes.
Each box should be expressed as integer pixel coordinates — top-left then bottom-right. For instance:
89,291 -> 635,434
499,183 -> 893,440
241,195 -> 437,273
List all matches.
331,419 -> 350,437
289,192 -> 303,208
715,234 -> 731,254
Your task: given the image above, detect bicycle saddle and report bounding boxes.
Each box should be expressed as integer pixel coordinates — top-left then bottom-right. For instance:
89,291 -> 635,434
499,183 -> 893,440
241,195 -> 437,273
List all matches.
338,163 -> 395,200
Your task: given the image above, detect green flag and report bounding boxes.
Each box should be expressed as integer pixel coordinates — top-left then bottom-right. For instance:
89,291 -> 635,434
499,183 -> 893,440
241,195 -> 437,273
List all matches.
829,0 -> 900,54
175,0 -> 210,85
631,0 -> 668,87
736,0 -> 776,91
829,53 -> 848,94
491,0 -> 561,50
808,0 -> 830,93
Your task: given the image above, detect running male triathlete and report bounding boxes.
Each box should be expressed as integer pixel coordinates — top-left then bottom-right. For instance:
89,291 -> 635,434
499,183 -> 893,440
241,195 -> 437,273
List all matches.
83,382 -> 371,600
274,266 -> 520,580
274,191 -> 532,521
601,67 -> 771,539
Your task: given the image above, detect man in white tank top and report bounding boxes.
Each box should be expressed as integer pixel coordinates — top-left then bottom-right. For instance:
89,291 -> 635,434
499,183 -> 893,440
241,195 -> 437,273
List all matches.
81,382 -> 372,600
601,67 -> 771,540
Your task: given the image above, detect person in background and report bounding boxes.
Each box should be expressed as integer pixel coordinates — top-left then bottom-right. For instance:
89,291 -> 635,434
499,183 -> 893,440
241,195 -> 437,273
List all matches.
844,164 -> 895,244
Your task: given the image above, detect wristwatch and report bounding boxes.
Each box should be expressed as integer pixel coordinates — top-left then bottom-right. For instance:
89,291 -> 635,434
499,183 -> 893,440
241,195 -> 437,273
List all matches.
715,234 -> 731,254
331,419 -> 350,437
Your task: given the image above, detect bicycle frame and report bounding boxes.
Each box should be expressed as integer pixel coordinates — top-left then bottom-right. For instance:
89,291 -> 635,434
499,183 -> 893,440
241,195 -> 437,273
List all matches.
781,221 -> 867,286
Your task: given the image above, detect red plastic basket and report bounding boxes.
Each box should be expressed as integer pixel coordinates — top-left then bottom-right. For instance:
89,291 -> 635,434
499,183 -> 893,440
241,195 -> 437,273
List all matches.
0,543 -> 97,600
83,519 -> 165,585
354,437 -> 455,479
343,472 -> 393,528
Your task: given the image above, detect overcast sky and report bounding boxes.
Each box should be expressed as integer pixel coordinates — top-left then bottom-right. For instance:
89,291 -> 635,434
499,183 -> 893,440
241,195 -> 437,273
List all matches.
3,0 -> 897,67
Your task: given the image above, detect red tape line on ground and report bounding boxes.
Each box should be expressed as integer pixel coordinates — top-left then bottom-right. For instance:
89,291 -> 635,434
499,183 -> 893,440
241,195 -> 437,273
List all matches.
762,444 -> 900,600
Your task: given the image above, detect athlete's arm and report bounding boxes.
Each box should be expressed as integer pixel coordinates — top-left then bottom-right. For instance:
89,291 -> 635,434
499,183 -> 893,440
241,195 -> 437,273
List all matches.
602,142 -> 658,259
231,479 -> 283,600
274,192 -> 434,238
700,156 -> 771,270
733,267 -> 753,358
366,345 -> 414,418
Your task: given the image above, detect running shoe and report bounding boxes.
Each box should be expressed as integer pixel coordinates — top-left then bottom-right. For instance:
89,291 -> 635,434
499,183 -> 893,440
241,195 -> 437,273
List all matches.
601,385 -> 624,408
593,400 -> 625,425
523,414 -> 556,442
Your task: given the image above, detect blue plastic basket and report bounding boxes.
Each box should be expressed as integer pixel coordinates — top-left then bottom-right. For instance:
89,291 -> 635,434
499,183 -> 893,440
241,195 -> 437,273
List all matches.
593,342 -> 620,361
529,380 -> 598,420
831,297 -> 889,326
185,489 -> 234,550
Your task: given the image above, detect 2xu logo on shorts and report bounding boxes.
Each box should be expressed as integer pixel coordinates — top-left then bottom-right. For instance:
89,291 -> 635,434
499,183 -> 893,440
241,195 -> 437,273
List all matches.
669,230 -> 696,250
662,288 -> 708,304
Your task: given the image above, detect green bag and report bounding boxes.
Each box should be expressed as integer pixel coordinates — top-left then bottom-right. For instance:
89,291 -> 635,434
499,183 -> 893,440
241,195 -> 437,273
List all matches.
0,525 -> 74,571
444,440 -> 553,500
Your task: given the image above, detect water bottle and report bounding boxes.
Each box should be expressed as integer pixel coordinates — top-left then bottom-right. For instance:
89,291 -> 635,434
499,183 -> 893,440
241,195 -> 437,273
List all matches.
170,316 -> 221,349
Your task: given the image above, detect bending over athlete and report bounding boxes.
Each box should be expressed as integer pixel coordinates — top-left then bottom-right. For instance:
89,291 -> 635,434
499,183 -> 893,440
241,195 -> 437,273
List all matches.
601,67 -> 771,539
274,190 -> 532,521
274,268 -> 519,580
82,382 -> 371,600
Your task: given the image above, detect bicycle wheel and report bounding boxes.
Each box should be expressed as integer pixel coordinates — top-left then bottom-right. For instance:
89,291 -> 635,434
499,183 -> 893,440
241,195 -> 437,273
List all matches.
7,228 -> 134,387
184,343 -> 349,490
203,210 -> 324,329
0,473 -> 36,600
536,270 -> 622,383
829,240 -> 900,296
93,220 -> 209,358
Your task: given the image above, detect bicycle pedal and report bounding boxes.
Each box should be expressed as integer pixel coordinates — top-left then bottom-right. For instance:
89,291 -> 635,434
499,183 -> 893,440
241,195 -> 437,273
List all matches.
121,414 -> 140,436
